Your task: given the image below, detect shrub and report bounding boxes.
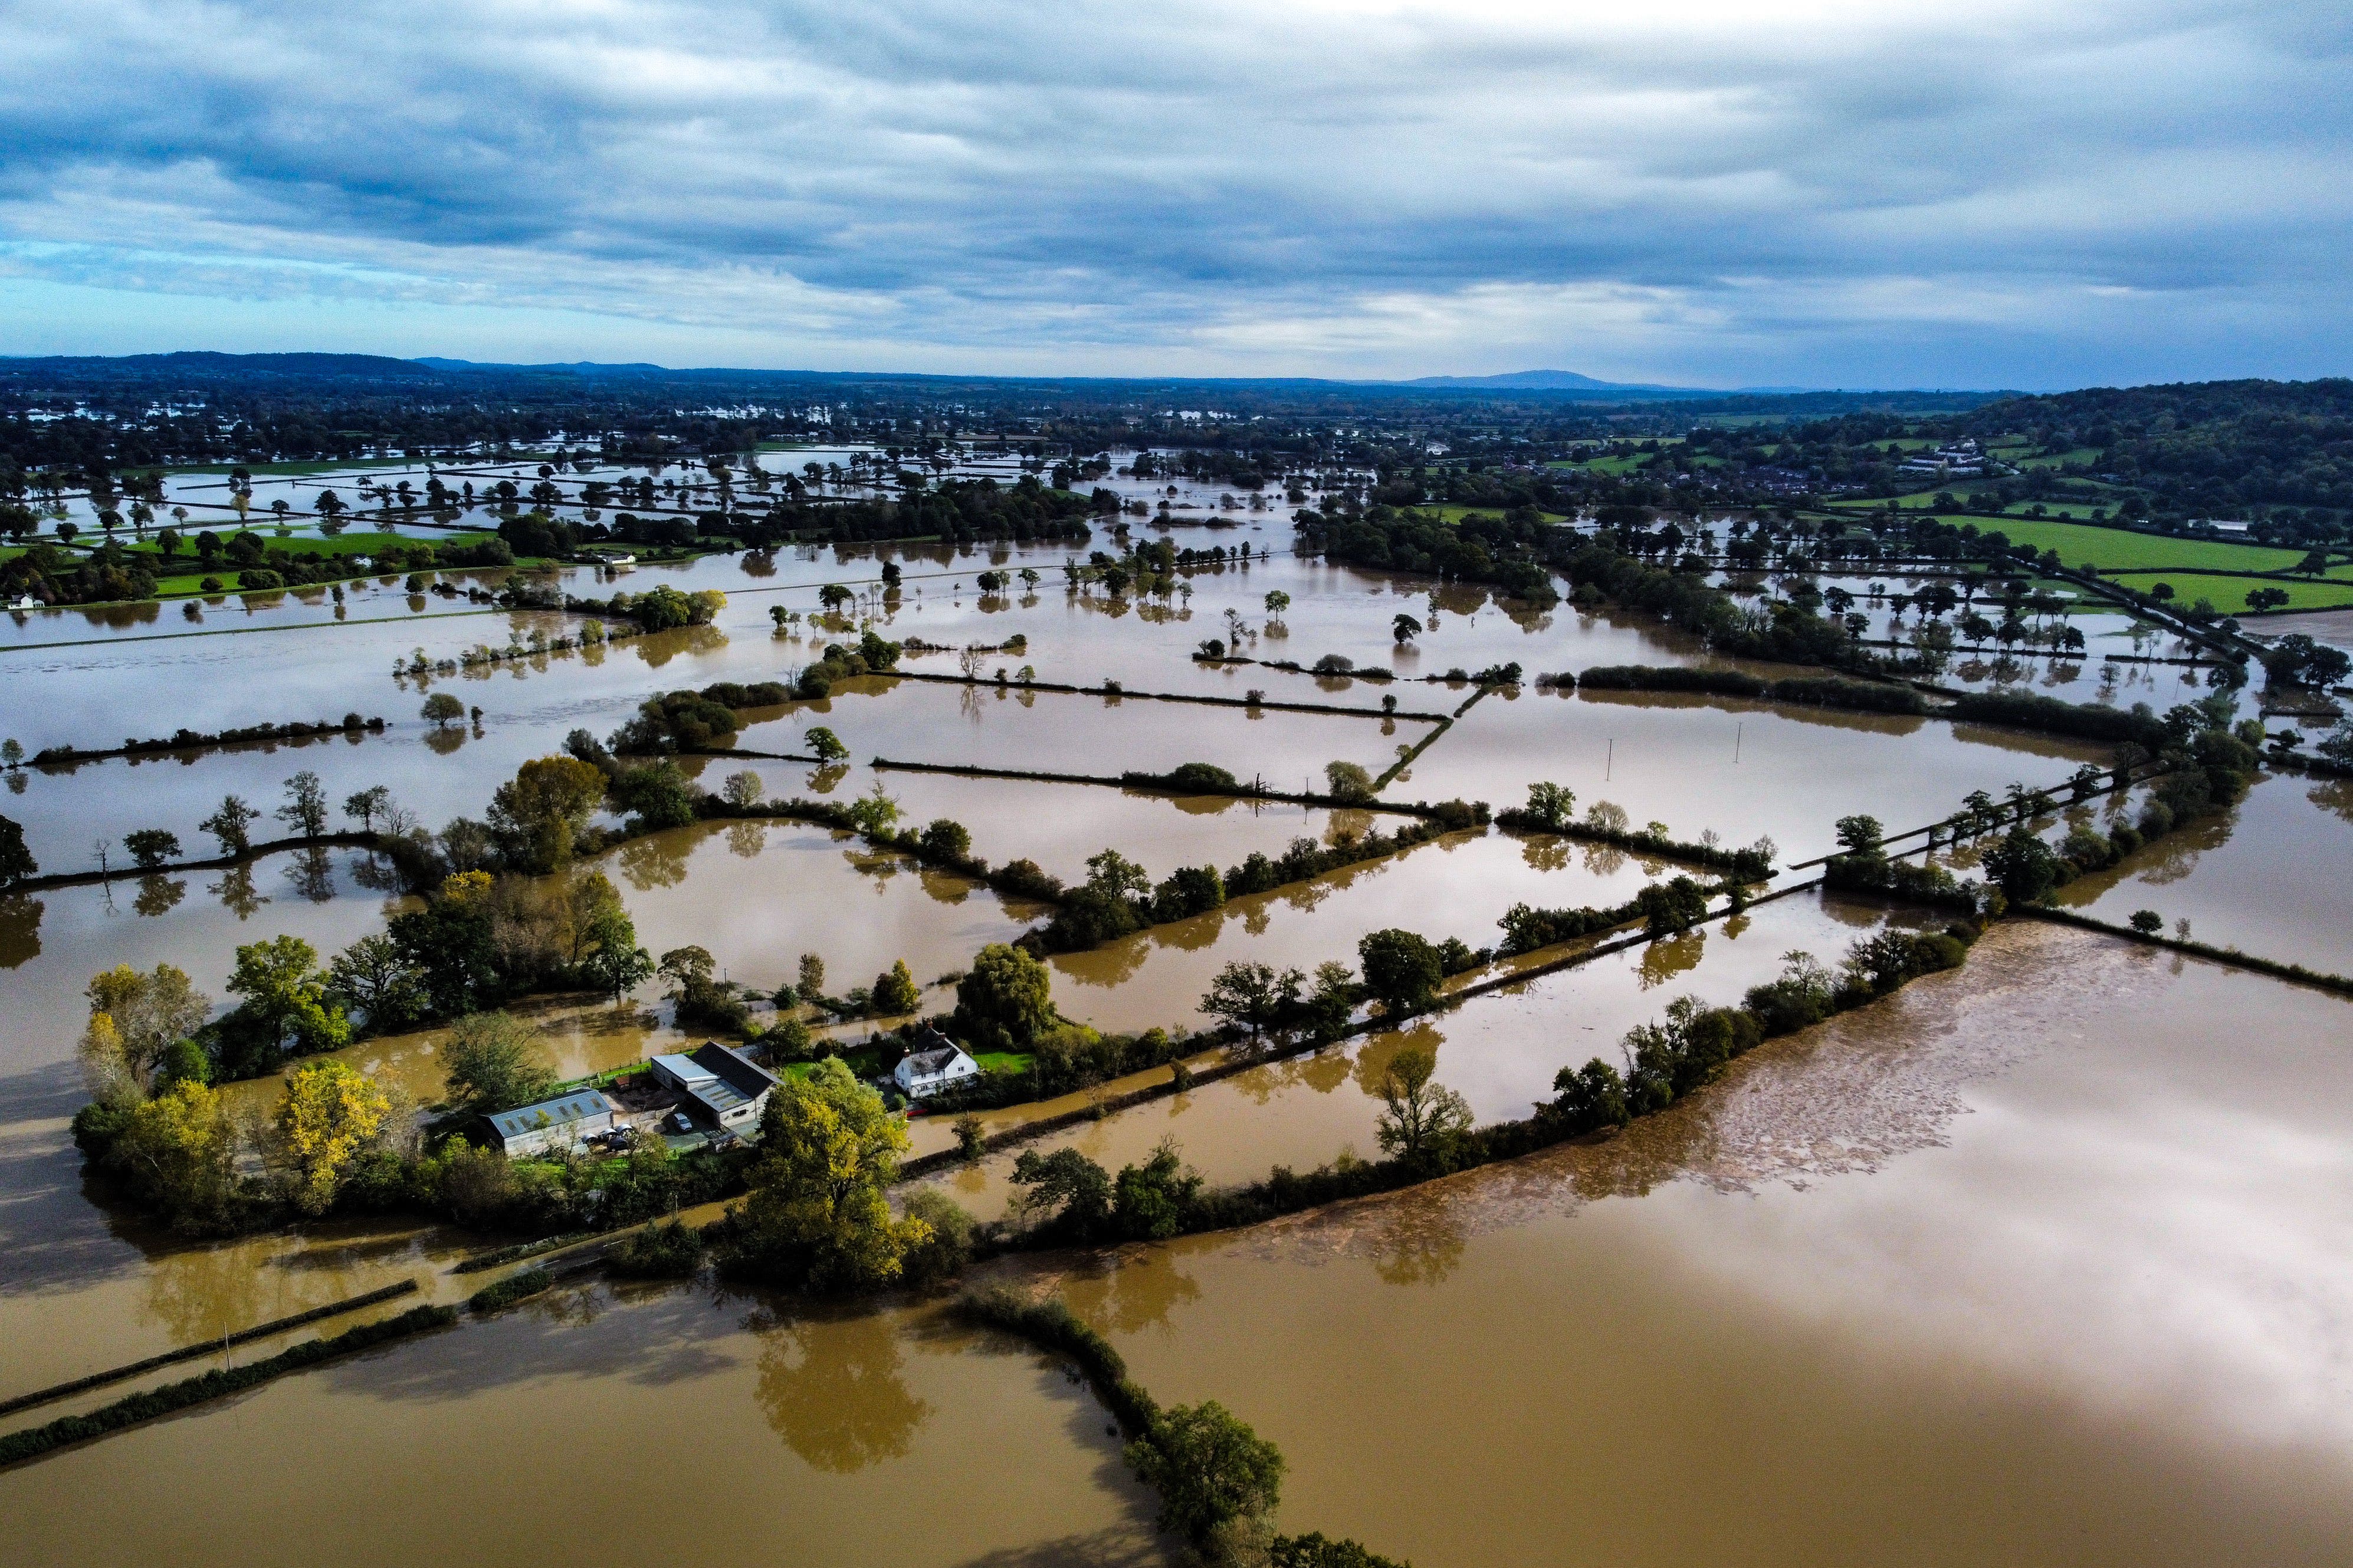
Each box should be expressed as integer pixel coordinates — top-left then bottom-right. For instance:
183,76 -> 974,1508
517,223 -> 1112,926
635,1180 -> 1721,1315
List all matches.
609,1218 -> 705,1278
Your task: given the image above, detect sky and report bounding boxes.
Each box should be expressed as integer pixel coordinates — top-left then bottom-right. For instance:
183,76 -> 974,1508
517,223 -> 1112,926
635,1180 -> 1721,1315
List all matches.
0,0 -> 2345,389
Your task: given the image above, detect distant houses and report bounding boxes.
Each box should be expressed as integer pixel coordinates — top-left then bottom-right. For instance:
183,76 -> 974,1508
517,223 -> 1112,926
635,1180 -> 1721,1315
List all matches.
894,1027 -> 981,1099
1901,439 -> 1984,478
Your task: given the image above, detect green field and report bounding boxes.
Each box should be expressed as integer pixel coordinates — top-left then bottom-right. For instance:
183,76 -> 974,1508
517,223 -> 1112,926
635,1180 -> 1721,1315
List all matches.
1894,515 -> 2308,574
1547,453 -> 1648,475
163,455 -> 475,478
2098,577 -> 2353,614
1422,505 -> 1570,524
2011,447 -> 2101,470
123,530 -> 495,566
1832,489 -> 2120,517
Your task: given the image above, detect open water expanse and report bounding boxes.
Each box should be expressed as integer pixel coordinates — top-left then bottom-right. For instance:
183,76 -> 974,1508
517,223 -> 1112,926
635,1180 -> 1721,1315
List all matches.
3,458 -> 2350,1565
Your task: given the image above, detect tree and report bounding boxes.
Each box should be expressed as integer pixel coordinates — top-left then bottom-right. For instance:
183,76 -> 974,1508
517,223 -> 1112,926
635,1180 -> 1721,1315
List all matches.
487,754 -> 608,871
1009,1146 -> 1113,1236
1983,824 -> 2062,904
0,812 -> 32,887
1373,1044 -> 1472,1168
818,583 -> 853,613
1084,847 -> 1150,903
1833,814 -> 1885,857
609,760 -> 700,831
270,1059 -> 391,1215
1124,1401 -> 1287,1545
918,818 -> 971,860
1635,876 -> 1711,936
439,1011 -> 557,1112
1264,591 -> 1290,614
805,727 -> 849,763
577,903 -> 655,997
723,770 -> 764,809
1112,1137 -> 1202,1240
1324,761 -> 1375,803
277,770 -> 329,837
953,942 -> 1056,1051
1392,613 -> 1422,644
124,829 -> 182,869
1357,928 -> 1442,1014
659,945 -> 717,992
798,952 -> 828,997
343,785 -> 394,832
224,934 -> 349,1064
1522,781 -> 1574,830
725,1059 -> 928,1290
422,692 -> 465,727
1550,1058 -> 1630,1131
199,795 -> 260,856
329,933 -> 424,1030
2129,909 -> 2163,935
872,959 -> 920,1016
85,962 -> 211,1084
1200,961 -> 1282,1037
109,1079 -> 242,1230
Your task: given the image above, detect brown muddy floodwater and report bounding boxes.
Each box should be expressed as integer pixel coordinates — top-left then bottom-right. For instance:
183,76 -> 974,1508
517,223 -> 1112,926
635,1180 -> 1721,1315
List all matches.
11,505 -> 2351,1567
2055,768 -> 2353,974
1041,922 -> 2353,1567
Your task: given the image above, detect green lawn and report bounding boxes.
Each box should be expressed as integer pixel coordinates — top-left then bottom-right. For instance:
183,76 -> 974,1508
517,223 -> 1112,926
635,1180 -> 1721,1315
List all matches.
973,1051 -> 1033,1074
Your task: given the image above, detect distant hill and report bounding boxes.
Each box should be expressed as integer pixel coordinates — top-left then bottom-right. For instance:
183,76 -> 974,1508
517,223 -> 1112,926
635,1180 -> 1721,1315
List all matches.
1402,368 -> 1820,397
1404,369 -> 1682,392
0,350 -> 440,380
412,357 -> 671,374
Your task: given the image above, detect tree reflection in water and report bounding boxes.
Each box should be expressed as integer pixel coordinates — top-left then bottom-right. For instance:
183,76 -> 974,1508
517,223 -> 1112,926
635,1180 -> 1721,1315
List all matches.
1636,928 -> 1705,990
1369,1202 -> 1466,1288
751,1308 -> 933,1473
210,864 -> 267,919
0,892 -> 41,966
283,846 -> 337,903
133,874 -> 186,917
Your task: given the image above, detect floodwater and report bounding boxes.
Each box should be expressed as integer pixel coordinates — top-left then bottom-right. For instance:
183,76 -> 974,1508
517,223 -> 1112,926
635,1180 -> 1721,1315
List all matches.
2055,768 -> 2353,974
0,1279 -> 1167,1568
8,455 -> 2353,1566
1400,682 -> 2108,859
1047,923 -> 2353,1567
915,886 -> 1939,1211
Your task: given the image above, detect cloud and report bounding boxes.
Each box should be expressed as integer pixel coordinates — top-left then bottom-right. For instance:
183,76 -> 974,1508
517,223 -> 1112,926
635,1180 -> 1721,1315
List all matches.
0,0 -> 2345,382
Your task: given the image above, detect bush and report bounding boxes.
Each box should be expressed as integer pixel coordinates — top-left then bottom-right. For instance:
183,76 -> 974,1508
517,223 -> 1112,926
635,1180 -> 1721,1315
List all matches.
1163,761 -> 1241,792
1324,761 -> 1375,802
467,1267 -> 553,1314
898,1188 -> 977,1286
609,1219 -> 705,1278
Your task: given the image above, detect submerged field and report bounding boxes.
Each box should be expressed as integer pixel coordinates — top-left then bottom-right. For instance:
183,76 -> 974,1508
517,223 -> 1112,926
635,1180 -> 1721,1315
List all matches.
4,461 -> 2350,1566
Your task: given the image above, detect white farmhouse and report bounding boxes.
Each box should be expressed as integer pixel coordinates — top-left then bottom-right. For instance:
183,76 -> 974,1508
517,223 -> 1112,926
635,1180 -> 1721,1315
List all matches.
894,1030 -> 982,1099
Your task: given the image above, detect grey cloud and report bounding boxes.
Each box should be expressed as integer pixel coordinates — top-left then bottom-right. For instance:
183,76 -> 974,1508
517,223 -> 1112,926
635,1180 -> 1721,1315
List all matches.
0,0 -> 2345,380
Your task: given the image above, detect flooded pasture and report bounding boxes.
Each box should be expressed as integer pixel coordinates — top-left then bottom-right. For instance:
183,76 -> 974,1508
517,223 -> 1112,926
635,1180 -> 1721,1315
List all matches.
5,453 -> 2349,1566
